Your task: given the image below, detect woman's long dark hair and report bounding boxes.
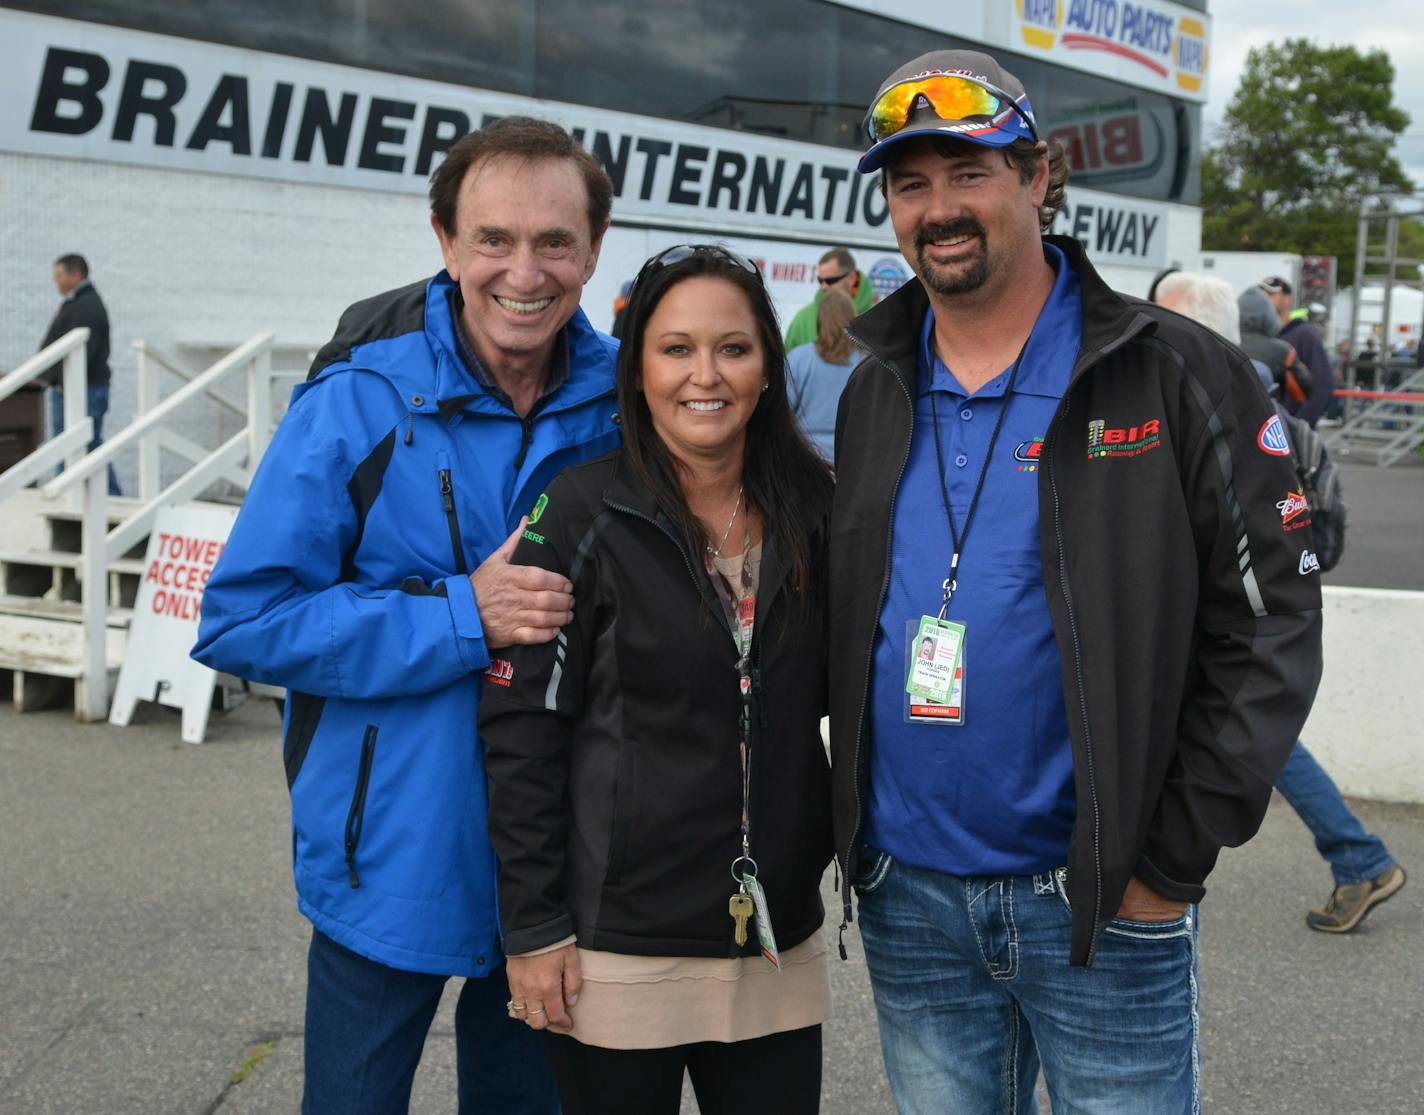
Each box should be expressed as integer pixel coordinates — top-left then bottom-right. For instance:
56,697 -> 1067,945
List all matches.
616,247 -> 834,602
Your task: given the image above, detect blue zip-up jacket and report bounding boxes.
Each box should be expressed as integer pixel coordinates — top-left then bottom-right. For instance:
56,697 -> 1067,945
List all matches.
192,272 -> 620,976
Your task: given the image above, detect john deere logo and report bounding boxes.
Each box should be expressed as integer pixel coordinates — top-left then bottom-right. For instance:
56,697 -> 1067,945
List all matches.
528,493 -> 548,525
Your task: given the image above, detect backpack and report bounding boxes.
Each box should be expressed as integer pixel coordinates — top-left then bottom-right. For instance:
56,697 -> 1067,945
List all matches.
1278,404 -> 1347,571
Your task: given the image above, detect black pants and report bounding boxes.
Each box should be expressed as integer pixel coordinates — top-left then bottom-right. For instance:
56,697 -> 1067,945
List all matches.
544,1025 -> 822,1115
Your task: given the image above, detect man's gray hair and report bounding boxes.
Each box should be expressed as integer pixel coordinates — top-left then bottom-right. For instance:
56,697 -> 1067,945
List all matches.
1152,272 -> 1240,345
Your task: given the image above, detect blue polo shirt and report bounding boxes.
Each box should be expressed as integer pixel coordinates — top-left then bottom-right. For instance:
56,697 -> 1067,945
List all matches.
864,243 -> 1081,877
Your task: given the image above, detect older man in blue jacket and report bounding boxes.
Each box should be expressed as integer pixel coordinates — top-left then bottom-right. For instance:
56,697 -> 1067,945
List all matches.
193,117 -> 620,1114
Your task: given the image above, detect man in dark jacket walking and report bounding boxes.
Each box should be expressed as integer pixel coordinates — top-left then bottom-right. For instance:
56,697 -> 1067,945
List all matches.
40,253 -> 118,494
829,49 -> 1322,1114
1262,275 -> 1336,426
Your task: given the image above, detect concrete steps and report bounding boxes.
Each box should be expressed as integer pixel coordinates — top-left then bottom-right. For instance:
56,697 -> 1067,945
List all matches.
0,494 -> 151,714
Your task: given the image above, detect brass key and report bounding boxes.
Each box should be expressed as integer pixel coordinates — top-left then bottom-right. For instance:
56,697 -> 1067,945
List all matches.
729,892 -> 754,946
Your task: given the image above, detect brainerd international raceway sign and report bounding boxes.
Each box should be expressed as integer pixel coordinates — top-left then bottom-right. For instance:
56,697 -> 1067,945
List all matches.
1,9 -> 1170,266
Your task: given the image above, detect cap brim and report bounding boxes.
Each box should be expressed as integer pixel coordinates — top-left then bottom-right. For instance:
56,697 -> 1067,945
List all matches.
857,119 -> 1025,174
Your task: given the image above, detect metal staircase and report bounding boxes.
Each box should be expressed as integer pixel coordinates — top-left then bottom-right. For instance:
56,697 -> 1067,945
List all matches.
1324,366 -> 1424,467
0,330 -> 295,719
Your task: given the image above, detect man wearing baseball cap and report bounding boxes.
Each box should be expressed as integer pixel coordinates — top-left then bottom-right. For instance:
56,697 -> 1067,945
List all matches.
1262,275 -> 1337,427
828,50 -> 1323,1112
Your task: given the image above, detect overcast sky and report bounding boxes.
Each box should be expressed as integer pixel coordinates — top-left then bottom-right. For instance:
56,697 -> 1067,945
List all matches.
1204,2 -> 1424,189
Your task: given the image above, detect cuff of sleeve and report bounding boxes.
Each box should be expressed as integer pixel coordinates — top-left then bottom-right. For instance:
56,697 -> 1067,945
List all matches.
503,912 -> 576,957
1135,852 -> 1207,905
444,574 -> 489,672
510,934 -> 578,959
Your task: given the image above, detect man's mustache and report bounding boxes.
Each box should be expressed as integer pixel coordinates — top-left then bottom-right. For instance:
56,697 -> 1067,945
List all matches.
915,219 -> 985,251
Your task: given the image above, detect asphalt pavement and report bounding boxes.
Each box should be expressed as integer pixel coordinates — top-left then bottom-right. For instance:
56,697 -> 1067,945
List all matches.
2,456 -> 1420,1114
2,695 -> 1420,1114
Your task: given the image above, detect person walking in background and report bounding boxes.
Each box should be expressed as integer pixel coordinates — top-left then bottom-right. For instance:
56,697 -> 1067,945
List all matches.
1153,270 -> 1407,936
829,49 -> 1322,1114
193,116 -> 622,1114
1261,276 -> 1335,427
40,253 -> 119,495
786,286 -> 859,460
783,246 -> 875,352
480,244 -> 834,1115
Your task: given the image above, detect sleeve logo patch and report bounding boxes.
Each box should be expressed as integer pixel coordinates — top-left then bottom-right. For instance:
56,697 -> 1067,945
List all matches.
1257,415 -> 1292,457
1277,489 -> 1312,532
1298,549 -> 1321,575
528,493 -> 549,525
1086,417 -> 1161,459
485,658 -> 514,686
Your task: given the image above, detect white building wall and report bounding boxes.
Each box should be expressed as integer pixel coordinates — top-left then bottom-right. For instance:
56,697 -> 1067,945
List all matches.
2,151 -> 440,491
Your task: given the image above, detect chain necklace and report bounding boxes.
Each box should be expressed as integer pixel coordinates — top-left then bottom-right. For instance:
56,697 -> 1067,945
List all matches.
706,484 -> 744,558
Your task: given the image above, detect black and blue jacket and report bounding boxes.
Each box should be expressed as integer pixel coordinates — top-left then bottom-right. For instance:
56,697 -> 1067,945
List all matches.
193,271 -> 620,976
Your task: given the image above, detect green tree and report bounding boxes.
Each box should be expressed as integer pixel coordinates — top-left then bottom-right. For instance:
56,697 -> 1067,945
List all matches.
1202,40 -> 1415,285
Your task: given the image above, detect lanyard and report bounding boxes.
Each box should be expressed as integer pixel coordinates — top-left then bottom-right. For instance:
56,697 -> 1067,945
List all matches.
927,338 -> 1030,618
705,531 -> 757,869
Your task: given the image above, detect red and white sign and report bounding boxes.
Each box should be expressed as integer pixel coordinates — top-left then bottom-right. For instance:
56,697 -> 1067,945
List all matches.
109,503 -> 237,743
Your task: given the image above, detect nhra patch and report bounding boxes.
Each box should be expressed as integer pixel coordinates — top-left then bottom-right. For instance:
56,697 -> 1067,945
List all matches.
1277,489 -> 1312,532
485,658 -> 514,687
1014,437 -> 1045,472
1086,417 -> 1161,460
1257,415 -> 1291,457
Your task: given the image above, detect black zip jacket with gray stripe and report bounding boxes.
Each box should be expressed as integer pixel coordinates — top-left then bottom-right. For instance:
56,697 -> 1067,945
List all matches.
830,237 -> 1323,967
479,450 -> 833,958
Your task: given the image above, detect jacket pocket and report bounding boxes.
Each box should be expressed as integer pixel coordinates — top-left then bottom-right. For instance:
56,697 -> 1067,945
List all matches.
603,746 -> 637,888
343,725 -> 378,888
851,844 -> 894,895
437,455 -> 469,575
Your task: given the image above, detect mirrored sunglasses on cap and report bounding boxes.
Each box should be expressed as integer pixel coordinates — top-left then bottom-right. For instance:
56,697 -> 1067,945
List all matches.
636,244 -> 762,286
865,73 -> 1038,145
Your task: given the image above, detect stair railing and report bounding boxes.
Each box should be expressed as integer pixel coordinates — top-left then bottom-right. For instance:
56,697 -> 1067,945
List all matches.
36,333 -> 276,720
0,328 -> 91,505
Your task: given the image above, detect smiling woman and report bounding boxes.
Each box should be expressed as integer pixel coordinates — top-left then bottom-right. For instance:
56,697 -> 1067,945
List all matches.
479,245 -> 836,1114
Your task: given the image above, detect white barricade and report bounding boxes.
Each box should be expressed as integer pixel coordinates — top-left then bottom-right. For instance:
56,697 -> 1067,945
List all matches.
1301,586 -> 1424,804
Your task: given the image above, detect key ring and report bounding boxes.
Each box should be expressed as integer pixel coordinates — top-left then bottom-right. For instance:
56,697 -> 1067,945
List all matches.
730,855 -> 759,884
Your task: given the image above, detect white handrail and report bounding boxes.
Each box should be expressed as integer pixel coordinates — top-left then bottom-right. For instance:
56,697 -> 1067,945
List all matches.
41,332 -> 273,498
105,433 -> 248,560
132,340 -> 247,417
0,328 -> 88,403
0,421 -> 92,504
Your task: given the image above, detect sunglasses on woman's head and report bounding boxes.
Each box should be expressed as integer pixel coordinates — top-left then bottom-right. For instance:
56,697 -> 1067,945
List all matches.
635,244 -> 763,288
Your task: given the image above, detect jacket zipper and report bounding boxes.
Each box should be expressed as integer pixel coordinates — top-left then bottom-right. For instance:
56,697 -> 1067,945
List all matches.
605,497 -> 745,871
513,416 -> 535,471
837,337 -> 915,958
344,724 -> 378,888
1045,395 -> 1104,965
438,468 -> 470,575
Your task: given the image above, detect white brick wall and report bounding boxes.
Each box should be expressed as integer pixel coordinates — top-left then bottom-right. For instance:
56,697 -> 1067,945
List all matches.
2,151 -> 442,492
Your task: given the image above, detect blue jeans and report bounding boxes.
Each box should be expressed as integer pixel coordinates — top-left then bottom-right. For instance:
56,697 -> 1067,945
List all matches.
303,929 -> 560,1115
855,852 -> 1200,1115
50,384 -> 120,495
1275,741 -> 1395,886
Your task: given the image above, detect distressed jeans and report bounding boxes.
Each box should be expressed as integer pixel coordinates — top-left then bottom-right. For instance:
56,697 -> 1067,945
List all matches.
1275,740 -> 1396,886
855,851 -> 1200,1115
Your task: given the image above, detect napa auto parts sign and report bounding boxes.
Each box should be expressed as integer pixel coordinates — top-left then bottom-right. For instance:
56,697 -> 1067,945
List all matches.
1016,0 -> 1210,100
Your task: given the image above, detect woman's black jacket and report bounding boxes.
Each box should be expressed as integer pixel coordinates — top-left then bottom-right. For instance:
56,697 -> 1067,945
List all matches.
479,450 -> 833,958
